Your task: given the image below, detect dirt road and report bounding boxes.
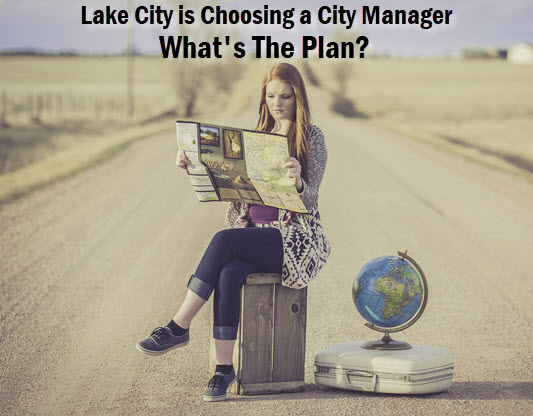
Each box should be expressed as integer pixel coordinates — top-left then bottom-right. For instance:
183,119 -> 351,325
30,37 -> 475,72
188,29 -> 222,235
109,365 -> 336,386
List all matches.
1,87 -> 532,415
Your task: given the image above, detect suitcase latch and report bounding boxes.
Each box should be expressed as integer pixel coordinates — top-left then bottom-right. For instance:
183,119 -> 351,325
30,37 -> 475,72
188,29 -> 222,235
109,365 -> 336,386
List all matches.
346,370 -> 378,392
316,366 -> 329,374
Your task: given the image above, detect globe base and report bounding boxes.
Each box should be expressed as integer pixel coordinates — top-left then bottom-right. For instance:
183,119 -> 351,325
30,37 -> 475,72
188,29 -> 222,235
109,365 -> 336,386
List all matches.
361,333 -> 412,350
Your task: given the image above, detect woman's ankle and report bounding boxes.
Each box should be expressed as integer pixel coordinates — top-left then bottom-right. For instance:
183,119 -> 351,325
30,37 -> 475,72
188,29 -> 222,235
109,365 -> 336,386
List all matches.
167,319 -> 188,336
215,364 -> 234,375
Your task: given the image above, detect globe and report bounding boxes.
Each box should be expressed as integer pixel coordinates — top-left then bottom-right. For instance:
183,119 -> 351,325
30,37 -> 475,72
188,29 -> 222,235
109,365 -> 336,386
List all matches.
352,251 -> 428,349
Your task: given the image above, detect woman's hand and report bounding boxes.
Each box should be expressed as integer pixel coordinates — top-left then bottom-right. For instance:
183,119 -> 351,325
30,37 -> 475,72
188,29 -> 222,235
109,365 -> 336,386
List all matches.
176,150 -> 191,170
283,157 -> 303,192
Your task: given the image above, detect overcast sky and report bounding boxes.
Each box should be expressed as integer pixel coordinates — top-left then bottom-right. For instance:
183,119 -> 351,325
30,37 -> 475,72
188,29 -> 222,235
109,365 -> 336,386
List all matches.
0,0 -> 531,56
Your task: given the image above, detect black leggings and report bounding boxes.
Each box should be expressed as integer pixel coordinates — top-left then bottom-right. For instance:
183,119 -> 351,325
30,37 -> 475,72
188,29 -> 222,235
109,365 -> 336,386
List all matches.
187,227 -> 283,340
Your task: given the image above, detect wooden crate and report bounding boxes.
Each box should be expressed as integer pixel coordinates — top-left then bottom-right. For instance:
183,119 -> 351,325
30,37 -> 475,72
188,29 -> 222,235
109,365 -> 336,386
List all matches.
209,273 -> 308,395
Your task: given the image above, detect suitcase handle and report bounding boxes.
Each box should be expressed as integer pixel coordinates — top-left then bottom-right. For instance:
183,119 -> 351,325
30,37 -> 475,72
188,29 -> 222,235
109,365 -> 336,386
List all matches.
346,371 -> 377,392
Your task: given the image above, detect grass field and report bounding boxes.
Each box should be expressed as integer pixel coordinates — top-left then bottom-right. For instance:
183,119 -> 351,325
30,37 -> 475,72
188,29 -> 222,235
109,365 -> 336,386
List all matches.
1,56 -> 532,203
0,55 -> 250,165
0,57 -> 178,174
312,58 -> 533,179
0,56 -> 249,202
0,56 -> 178,124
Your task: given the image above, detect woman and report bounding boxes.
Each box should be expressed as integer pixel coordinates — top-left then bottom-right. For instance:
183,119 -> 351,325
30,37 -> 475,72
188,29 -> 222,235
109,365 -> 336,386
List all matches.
136,62 -> 331,402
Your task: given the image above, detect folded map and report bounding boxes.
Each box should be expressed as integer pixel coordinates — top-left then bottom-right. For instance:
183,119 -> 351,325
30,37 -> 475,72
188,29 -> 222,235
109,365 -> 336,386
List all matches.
176,120 -> 307,213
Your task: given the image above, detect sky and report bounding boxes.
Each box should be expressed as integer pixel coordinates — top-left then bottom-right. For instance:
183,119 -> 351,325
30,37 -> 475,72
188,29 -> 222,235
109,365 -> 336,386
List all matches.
0,0 -> 532,57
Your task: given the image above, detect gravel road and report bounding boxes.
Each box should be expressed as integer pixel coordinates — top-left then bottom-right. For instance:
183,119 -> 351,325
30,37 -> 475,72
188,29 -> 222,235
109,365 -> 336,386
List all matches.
1,87 -> 532,415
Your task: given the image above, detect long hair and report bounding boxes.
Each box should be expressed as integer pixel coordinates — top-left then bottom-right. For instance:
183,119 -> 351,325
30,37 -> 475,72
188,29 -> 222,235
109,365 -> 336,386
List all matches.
255,63 -> 311,182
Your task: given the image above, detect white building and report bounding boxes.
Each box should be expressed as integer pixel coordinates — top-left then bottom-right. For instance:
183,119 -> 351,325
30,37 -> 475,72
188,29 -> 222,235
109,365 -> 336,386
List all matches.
508,43 -> 533,64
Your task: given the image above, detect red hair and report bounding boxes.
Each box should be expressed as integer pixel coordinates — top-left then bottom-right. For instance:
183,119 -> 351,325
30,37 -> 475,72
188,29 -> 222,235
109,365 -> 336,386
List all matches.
255,63 -> 311,181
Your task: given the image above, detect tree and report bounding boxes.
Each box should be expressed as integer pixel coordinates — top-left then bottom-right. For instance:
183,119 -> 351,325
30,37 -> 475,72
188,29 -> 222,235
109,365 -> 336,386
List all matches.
166,0 -> 244,117
327,26 -> 365,93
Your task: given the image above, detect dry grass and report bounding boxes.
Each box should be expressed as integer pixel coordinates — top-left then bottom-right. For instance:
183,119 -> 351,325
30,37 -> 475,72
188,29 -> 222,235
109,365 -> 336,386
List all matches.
0,56 -> 181,177
0,56 -> 251,203
3,56 -> 532,203
0,56 -> 177,124
0,119 -> 171,202
312,58 -> 533,179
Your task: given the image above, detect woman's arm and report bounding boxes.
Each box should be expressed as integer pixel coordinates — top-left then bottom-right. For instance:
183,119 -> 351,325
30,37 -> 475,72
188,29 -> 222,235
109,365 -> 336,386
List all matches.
298,125 -> 328,210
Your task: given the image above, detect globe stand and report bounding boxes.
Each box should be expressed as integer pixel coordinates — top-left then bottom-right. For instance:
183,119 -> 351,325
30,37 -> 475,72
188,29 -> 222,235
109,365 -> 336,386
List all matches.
361,330 -> 412,350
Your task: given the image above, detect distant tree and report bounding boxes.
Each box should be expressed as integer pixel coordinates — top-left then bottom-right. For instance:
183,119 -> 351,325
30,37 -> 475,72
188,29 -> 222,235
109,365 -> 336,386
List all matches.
166,0 -> 243,117
301,61 -> 321,87
459,44 -> 491,59
327,27 -> 365,93
326,27 -> 368,119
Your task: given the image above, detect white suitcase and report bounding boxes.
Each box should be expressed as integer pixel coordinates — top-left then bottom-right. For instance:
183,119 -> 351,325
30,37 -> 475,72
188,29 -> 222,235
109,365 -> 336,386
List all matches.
314,341 -> 454,394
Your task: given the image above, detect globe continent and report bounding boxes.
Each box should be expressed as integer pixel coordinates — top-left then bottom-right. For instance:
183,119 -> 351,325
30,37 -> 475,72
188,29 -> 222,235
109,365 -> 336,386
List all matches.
353,256 -> 424,328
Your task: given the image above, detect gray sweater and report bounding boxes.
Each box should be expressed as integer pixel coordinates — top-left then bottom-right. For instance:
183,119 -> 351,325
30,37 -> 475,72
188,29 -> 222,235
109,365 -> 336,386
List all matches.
295,124 -> 328,211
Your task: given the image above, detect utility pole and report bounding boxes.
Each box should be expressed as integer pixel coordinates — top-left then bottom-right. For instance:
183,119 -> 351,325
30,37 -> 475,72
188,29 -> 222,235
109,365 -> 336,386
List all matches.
126,0 -> 134,118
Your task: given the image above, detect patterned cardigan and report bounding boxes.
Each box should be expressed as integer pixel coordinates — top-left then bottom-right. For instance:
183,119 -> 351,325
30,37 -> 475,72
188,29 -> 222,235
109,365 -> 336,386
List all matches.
224,124 -> 331,288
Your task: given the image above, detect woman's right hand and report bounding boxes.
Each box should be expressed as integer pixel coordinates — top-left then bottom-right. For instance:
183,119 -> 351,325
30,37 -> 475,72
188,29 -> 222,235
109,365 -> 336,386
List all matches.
176,150 -> 192,170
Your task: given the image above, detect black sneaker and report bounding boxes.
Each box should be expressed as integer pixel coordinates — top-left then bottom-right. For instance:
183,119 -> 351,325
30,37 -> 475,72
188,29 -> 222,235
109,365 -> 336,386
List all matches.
203,369 -> 236,402
136,326 -> 189,356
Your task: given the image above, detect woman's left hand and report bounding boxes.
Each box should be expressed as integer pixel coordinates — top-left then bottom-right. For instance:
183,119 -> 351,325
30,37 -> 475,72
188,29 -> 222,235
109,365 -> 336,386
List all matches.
283,157 -> 303,192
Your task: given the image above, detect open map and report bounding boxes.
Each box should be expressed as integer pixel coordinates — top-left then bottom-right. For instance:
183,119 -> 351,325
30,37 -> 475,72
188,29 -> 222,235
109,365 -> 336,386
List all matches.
176,120 -> 307,213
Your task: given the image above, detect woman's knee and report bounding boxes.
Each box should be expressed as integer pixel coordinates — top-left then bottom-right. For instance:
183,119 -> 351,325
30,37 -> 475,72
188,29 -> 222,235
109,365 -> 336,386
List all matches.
217,269 -> 246,294
209,229 -> 236,249
208,229 -> 249,258
217,259 -> 256,293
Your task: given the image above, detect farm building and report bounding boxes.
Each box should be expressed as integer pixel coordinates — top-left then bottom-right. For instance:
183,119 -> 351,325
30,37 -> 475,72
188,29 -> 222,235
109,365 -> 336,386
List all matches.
508,43 -> 533,64
455,44 -> 507,60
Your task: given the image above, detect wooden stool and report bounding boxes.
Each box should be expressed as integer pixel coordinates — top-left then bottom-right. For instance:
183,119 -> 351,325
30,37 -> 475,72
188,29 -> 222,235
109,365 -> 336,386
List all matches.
209,273 -> 308,395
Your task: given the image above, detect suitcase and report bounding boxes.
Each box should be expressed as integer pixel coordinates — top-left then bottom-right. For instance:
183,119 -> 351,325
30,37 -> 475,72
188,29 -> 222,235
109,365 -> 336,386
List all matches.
314,341 -> 454,394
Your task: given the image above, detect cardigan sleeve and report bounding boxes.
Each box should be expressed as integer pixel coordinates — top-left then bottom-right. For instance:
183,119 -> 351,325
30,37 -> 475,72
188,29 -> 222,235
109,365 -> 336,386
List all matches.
224,202 -> 241,228
297,125 -> 328,211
